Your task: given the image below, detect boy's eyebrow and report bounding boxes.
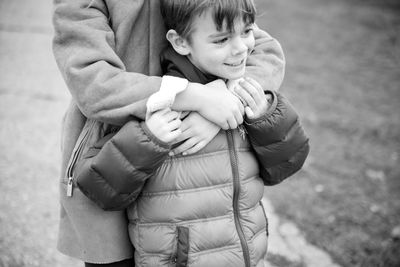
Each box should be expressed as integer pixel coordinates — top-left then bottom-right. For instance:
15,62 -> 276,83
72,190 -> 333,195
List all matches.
208,22 -> 254,39
208,31 -> 230,38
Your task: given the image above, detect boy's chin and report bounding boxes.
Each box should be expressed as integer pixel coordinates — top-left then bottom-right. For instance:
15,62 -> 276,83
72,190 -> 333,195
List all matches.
225,73 -> 245,81
219,70 -> 246,81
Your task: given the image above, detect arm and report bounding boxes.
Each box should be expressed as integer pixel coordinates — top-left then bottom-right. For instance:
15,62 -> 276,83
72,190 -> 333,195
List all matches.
53,0 -> 244,127
53,0 -> 162,125
235,77 -> 309,184
75,108 -> 181,210
244,91 -> 310,185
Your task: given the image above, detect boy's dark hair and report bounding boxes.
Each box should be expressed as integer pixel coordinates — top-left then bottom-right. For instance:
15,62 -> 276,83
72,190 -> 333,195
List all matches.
160,0 -> 256,40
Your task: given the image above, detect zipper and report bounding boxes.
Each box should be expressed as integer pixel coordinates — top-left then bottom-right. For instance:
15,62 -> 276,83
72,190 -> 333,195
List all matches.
226,130 -> 251,267
65,120 -> 95,197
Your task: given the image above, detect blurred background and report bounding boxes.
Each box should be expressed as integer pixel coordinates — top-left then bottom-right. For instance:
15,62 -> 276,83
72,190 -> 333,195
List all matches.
0,0 -> 399,266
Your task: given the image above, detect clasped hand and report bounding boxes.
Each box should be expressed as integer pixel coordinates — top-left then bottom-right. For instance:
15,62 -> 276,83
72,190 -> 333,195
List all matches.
145,77 -> 269,156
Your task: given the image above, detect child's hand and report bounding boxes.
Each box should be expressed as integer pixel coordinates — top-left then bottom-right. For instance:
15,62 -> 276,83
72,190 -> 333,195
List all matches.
169,112 -> 220,156
145,108 -> 182,143
234,77 -> 269,120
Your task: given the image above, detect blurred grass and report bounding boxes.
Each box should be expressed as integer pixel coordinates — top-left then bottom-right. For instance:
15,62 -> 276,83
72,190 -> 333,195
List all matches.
257,0 -> 400,266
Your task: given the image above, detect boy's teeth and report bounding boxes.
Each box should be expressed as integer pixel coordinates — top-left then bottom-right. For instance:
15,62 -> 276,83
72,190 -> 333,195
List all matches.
227,60 -> 243,66
228,62 -> 240,66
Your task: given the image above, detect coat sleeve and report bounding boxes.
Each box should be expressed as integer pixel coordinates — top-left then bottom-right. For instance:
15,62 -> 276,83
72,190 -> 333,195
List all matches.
53,0 -> 285,125
74,120 -> 171,211
245,25 -> 285,92
244,91 -> 310,185
52,0 -> 162,125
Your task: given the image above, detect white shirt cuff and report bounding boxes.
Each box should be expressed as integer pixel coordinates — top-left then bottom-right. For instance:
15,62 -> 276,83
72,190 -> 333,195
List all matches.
146,76 -> 189,112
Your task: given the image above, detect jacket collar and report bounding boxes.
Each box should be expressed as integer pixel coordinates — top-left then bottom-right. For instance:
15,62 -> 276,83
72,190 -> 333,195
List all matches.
160,46 -> 218,85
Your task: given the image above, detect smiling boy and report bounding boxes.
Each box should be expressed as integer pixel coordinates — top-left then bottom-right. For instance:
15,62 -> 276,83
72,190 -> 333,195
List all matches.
165,7 -> 255,81
75,0 -> 309,266
159,0 -> 271,122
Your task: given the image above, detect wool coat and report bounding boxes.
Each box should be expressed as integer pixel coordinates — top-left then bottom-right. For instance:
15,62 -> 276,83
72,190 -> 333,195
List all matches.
52,0 -> 285,263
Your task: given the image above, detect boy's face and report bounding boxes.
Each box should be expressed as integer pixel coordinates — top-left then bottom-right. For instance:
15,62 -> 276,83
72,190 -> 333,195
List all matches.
185,10 -> 255,80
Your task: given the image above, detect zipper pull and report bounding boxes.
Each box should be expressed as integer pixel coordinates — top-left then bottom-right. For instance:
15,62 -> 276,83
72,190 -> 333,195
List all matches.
238,125 -> 247,140
67,177 -> 73,197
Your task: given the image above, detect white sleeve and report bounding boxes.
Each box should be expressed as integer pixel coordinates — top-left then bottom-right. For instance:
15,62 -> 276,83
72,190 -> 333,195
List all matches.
146,76 -> 189,112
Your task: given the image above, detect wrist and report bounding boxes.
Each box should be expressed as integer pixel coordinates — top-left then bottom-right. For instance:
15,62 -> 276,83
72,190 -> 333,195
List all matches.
146,76 -> 188,112
141,121 -> 171,149
173,82 -> 204,112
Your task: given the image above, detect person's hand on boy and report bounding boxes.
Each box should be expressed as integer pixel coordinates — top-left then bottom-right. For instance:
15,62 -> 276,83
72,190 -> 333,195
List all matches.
169,112 -> 220,156
184,79 -> 245,130
234,77 -> 270,120
145,108 -> 182,144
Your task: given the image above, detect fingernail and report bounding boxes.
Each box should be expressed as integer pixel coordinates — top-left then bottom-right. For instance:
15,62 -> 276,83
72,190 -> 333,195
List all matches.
182,152 -> 187,156
168,152 -> 174,156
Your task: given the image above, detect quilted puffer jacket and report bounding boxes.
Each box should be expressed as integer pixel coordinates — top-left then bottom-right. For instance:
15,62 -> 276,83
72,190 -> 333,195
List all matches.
75,48 -> 309,266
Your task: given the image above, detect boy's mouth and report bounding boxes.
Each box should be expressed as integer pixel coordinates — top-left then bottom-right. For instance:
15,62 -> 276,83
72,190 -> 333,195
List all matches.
225,58 -> 245,67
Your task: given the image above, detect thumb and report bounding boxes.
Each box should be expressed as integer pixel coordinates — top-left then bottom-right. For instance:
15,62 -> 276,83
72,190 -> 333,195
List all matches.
245,106 -> 254,118
145,107 -> 152,121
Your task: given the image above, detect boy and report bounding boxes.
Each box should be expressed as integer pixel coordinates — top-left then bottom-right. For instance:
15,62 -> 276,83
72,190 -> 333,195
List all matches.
75,0 -> 309,266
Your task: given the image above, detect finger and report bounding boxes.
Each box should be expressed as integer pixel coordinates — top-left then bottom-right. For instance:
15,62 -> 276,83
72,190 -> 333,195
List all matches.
178,116 -> 192,133
245,106 -> 254,118
174,129 -> 192,143
227,116 -> 238,129
145,109 -> 151,121
164,128 -> 182,143
182,140 -> 207,155
244,77 -> 263,94
239,86 -> 259,115
234,108 -> 244,126
237,98 -> 245,116
167,118 -> 182,131
240,79 -> 263,105
172,138 -> 197,155
235,84 -> 257,110
220,120 -> 229,130
164,110 -> 181,122
150,107 -> 171,119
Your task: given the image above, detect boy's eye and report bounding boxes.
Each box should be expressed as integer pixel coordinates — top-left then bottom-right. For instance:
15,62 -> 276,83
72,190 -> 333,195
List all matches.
242,27 -> 254,37
214,37 -> 228,44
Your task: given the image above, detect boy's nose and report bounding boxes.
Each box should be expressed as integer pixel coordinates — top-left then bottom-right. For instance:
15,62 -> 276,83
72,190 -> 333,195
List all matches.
232,38 -> 248,56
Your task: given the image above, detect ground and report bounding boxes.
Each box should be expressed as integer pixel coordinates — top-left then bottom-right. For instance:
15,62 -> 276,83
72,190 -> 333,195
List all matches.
258,0 -> 400,266
0,0 -> 399,266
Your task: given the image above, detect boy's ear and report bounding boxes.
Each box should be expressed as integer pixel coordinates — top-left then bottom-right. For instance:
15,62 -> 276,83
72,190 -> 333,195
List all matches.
166,29 -> 191,56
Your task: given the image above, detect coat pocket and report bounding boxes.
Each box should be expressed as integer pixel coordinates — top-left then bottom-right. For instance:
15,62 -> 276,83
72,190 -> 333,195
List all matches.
174,226 -> 189,267
63,118 -> 118,197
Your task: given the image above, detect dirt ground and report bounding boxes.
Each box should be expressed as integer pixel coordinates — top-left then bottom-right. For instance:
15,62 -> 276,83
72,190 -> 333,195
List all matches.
258,0 -> 400,266
0,0 -> 399,266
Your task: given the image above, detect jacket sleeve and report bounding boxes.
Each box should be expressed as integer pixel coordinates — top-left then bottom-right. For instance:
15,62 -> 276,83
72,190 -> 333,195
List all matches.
74,120 -> 171,211
244,91 -> 310,185
245,25 -> 285,92
52,0 -> 162,125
